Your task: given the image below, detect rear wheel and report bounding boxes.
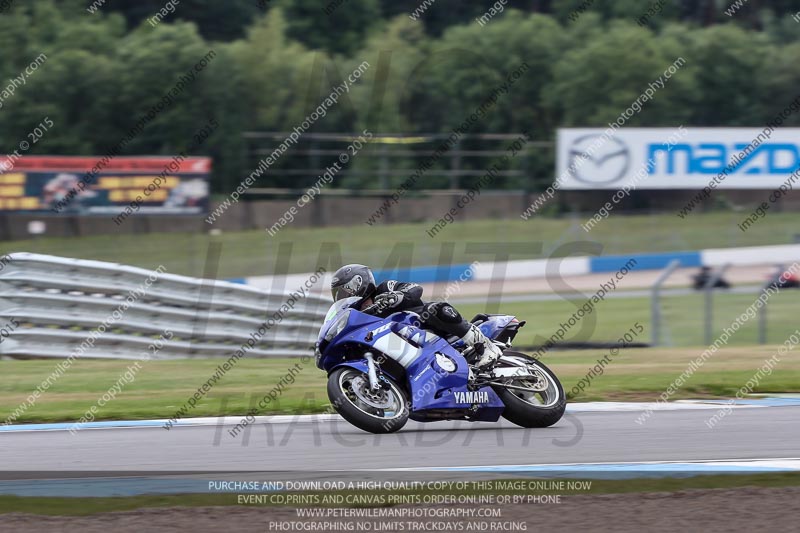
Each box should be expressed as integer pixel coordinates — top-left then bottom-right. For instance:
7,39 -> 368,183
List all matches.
327,367 -> 409,434
491,351 -> 566,428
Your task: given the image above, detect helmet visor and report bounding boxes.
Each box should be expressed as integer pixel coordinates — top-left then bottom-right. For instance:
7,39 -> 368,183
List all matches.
331,273 -> 369,302
331,285 -> 357,302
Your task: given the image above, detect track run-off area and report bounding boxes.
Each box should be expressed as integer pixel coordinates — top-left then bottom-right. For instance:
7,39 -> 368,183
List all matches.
1,399 -> 798,497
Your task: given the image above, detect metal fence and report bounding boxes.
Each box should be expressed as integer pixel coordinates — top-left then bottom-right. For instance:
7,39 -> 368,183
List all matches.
241,131 -> 545,192
0,253 -> 329,360
650,263 -> 797,347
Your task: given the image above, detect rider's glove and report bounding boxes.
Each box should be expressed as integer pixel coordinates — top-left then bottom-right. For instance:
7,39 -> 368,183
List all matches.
366,291 -> 403,314
375,291 -> 403,309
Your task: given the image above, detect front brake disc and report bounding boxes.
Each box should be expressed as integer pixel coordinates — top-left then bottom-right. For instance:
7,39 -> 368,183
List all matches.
350,375 -> 394,409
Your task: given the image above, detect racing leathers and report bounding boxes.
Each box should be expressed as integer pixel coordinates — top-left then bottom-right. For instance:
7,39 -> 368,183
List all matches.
361,280 -> 502,368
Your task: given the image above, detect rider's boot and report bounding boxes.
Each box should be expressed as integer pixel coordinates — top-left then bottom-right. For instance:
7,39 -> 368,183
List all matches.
460,324 -> 503,369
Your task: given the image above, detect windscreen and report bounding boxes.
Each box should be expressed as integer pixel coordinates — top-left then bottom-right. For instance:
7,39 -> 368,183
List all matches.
317,296 -> 361,342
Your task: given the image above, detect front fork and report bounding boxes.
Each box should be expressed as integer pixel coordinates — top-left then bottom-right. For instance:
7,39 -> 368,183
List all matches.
364,351 -> 381,391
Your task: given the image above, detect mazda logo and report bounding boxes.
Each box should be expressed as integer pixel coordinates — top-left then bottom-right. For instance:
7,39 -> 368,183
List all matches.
567,134 -> 630,185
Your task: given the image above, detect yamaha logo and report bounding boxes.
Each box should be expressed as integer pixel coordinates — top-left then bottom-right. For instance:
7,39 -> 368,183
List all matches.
567,134 -> 630,185
454,391 -> 489,404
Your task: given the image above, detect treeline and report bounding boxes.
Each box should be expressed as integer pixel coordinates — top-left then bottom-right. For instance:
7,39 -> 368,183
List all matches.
0,0 -> 799,193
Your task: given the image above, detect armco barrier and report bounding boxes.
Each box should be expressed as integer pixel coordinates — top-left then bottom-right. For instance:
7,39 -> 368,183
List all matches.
0,253 -> 329,360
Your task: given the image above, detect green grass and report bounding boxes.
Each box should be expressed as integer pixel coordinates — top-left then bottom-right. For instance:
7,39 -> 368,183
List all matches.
2,473 -> 799,516
2,344 -> 799,424
549,345 -> 800,400
2,211 -> 799,278
0,358 -> 324,424
457,289 -> 800,348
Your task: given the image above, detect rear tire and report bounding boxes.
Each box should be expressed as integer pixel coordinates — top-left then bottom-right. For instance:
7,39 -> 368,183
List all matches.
492,352 -> 566,428
327,367 -> 409,434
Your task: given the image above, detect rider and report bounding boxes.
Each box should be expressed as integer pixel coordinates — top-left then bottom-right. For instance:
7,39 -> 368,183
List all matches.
330,264 -> 503,368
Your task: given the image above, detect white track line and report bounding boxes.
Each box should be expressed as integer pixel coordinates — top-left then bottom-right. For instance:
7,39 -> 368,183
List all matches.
0,400 -> 778,433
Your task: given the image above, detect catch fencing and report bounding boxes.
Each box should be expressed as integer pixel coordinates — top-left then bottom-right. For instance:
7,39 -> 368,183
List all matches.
0,253 -> 329,360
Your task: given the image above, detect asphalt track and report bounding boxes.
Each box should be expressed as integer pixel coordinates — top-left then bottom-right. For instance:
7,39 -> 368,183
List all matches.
1,403 -> 797,473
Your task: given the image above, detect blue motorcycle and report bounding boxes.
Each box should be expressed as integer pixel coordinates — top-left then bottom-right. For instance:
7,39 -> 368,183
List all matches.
315,296 -> 566,434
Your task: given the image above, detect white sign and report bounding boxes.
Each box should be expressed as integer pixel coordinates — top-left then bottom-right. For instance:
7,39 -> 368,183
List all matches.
556,128 -> 800,189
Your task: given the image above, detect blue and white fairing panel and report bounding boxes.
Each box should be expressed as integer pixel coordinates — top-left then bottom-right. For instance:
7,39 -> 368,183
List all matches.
373,323 -> 504,421
319,308 -> 505,422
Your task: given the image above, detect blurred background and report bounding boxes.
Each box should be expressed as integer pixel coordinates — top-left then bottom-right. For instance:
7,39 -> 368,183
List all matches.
2,4 -> 800,526
1,0 -> 800,368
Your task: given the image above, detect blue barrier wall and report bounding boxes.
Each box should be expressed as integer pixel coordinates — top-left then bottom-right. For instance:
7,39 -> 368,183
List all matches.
373,263 -> 475,284
235,249 -> 734,286
589,251 -> 702,273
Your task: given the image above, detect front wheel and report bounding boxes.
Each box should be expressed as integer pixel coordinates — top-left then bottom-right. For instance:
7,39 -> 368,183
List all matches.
327,367 -> 409,434
491,351 -> 566,428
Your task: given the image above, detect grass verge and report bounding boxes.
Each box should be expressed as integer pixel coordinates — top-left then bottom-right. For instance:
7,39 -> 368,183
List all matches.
456,289 -> 800,348
2,211 -> 799,278
1,345 -> 798,424
1,473 -> 799,516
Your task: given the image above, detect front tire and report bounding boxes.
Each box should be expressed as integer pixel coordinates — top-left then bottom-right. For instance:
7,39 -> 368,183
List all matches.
327,367 -> 409,434
492,352 -> 566,428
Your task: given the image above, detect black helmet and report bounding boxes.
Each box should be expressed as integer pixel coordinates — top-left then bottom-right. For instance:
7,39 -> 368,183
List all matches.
330,264 -> 376,301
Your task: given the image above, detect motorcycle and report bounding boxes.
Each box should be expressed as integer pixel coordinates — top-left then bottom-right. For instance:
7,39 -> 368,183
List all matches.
314,296 -> 566,434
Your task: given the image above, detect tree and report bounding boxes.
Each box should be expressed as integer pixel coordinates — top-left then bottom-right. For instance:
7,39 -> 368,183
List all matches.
82,0 -> 266,41
761,41 -> 800,126
277,0 -> 381,56
682,24 -> 771,125
545,18 -> 696,127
